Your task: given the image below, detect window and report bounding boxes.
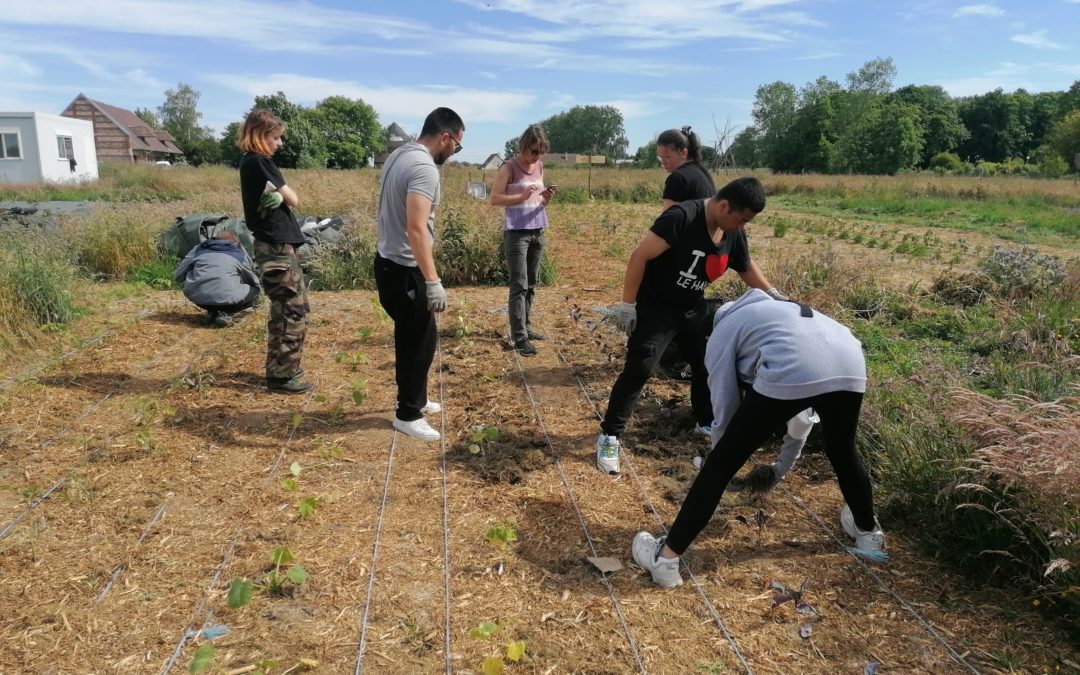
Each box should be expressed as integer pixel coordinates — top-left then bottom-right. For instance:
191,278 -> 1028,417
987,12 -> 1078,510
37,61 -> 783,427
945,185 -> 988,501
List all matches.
57,135 -> 74,160
0,132 -> 21,159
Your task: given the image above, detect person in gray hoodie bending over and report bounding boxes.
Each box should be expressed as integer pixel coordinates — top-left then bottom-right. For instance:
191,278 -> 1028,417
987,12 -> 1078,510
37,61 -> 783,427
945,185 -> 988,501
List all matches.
174,231 -> 261,327
632,288 -> 886,588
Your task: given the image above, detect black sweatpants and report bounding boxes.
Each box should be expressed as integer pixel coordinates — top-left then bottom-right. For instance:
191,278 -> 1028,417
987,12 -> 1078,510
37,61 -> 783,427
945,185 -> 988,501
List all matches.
196,285 -> 261,314
665,388 -> 876,554
601,302 -> 711,437
374,254 -> 437,422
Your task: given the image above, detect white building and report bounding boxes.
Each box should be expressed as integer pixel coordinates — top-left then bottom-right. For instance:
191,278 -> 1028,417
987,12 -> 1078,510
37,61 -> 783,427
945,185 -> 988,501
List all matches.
0,112 -> 99,183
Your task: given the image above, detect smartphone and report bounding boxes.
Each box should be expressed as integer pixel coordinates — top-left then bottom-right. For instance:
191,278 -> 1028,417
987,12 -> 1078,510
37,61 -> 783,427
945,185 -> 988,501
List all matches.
546,184 -> 558,191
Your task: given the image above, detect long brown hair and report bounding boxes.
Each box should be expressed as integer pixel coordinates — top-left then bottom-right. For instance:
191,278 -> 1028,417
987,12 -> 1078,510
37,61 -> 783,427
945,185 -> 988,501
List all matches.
236,108 -> 285,157
517,124 -> 550,156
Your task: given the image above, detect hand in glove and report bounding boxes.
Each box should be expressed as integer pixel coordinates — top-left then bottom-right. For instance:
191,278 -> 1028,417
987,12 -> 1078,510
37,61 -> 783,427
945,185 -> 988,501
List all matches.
426,280 -> 448,312
259,190 -> 284,219
765,287 -> 790,301
611,301 -> 637,335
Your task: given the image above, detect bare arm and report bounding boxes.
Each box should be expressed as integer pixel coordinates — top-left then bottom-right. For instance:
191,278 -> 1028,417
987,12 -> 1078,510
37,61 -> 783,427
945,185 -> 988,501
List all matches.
737,260 -> 774,291
489,163 -> 538,206
621,232 -> 671,303
278,183 -> 299,209
406,192 -> 439,282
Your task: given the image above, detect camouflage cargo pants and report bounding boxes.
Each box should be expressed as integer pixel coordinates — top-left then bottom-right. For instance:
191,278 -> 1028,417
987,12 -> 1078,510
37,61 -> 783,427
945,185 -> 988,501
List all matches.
254,241 -> 309,380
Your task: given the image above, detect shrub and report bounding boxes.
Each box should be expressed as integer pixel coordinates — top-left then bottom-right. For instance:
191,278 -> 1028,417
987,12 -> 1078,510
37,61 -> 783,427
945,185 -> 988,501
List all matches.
980,246 -> 1066,298
930,271 -> 995,307
928,152 -> 964,173
0,237 -> 80,324
436,207 -> 507,286
307,234 -> 377,291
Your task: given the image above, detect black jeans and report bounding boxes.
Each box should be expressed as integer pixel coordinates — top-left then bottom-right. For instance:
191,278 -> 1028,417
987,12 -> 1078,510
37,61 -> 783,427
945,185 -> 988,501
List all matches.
665,389 -> 875,555
374,254 -> 437,422
600,302 -> 711,437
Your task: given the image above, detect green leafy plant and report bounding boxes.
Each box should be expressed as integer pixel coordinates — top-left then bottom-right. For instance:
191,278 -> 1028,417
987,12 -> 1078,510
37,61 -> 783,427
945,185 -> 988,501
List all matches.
297,495 -> 320,519
350,379 -> 367,405
485,517 -> 518,546
189,644 -> 214,673
469,424 -> 500,455
470,621 -> 526,673
265,546 -> 309,596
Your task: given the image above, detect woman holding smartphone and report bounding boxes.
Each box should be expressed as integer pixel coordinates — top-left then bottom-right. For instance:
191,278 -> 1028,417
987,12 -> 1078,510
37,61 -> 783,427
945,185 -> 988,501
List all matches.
490,124 -> 556,357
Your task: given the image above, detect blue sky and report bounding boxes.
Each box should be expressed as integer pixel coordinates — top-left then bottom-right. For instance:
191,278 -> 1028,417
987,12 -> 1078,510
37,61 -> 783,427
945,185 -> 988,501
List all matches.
2,0 -> 1078,163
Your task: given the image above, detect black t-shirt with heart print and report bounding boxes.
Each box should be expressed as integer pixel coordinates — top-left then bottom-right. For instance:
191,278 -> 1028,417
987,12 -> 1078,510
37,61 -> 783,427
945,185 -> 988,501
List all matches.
638,198 -> 750,313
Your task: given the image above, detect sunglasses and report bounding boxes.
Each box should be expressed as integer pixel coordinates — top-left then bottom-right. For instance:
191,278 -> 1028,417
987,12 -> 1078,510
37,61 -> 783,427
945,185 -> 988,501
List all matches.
526,146 -> 542,156
447,134 -> 463,154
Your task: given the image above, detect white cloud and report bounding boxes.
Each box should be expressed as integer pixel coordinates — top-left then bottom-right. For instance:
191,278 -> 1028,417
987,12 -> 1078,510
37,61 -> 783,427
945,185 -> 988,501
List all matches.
207,73 -> 537,125
952,4 -> 1005,17
126,69 -> 165,91
454,0 -> 802,44
1011,30 -> 1064,50
0,53 -> 41,78
1,0 -> 430,51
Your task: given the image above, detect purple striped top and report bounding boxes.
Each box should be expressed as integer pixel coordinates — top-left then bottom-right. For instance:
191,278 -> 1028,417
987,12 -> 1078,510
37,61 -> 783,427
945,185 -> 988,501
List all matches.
503,157 -> 549,232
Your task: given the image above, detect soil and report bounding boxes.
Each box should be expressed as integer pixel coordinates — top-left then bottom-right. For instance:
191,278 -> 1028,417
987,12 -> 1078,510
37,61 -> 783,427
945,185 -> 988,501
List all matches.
0,209 -> 1077,675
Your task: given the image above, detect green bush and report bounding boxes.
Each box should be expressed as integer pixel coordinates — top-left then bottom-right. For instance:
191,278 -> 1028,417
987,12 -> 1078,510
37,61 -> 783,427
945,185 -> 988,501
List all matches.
307,234 -> 377,291
436,207 -> 507,286
0,237 -> 80,325
928,152 -> 964,173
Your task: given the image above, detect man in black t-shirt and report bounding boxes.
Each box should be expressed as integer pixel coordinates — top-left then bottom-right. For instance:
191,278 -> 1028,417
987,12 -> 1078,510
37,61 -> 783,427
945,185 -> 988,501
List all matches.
596,177 -> 787,475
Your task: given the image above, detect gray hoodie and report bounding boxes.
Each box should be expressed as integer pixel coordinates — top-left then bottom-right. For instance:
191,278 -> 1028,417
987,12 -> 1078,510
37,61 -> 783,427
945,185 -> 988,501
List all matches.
705,289 -> 866,445
173,239 -> 260,307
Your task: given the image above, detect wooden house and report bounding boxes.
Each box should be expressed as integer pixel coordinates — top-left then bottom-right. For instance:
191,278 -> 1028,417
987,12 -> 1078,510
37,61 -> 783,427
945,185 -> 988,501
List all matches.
60,93 -> 183,164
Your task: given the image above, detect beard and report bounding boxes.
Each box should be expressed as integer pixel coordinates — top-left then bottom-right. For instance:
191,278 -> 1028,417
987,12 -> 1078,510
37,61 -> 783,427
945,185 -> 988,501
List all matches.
433,149 -> 450,166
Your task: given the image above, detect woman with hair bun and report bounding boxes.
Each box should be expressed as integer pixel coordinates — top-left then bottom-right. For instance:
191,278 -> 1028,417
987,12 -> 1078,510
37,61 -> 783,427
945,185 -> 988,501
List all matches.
657,126 -> 714,211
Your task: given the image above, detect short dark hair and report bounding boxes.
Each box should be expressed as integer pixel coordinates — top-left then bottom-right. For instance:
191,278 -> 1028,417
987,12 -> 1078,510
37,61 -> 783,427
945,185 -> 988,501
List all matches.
716,177 -> 766,213
657,126 -> 702,163
420,107 -> 465,139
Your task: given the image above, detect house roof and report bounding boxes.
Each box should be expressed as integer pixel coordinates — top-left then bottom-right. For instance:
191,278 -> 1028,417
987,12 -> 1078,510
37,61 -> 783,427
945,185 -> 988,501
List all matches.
386,122 -> 412,143
67,95 -> 183,154
481,153 -> 504,169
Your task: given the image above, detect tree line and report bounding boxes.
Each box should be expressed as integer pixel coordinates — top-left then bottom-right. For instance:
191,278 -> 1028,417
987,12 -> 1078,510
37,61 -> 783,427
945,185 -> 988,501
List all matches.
726,57 -> 1080,176
137,62 -> 1080,176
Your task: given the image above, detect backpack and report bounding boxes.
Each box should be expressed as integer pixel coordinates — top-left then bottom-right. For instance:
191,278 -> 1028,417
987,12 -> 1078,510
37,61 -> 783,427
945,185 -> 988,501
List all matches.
159,214 -> 255,258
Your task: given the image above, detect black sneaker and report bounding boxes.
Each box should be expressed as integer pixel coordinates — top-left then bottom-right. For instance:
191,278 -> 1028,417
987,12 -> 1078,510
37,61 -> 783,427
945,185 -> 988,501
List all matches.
514,339 -> 538,357
267,376 -> 314,394
526,329 -> 546,341
213,312 -> 234,328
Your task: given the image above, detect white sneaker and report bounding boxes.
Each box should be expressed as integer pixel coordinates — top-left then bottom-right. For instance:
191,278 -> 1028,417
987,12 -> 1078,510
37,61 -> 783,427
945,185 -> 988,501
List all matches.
595,434 -> 620,475
840,504 -> 887,559
693,423 -> 712,437
421,400 -> 442,414
392,417 -> 440,441
632,532 -> 683,588
692,454 -> 704,470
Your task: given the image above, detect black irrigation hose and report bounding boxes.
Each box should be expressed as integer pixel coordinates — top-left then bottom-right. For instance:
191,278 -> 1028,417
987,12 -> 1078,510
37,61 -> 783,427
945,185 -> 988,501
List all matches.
507,329 -> 648,674
0,330 -> 111,391
435,329 -> 453,675
0,328 -> 230,543
543,324 -> 755,674
160,336 -> 337,675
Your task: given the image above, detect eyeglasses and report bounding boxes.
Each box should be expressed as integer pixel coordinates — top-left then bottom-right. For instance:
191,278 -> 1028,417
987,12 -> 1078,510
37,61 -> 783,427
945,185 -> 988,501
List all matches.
527,146 -> 542,156
447,134 -> 463,154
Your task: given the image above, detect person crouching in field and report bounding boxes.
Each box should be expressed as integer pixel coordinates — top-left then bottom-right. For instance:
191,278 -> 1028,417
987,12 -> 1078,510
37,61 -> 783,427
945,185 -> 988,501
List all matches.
237,108 -> 313,394
595,177 -> 787,475
489,124 -> 557,357
632,289 -> 887,588
173,231 -> 261,327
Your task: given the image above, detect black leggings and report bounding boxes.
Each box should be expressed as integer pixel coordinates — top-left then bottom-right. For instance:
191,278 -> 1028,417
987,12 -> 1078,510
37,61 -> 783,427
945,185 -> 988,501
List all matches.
665,388 -> 876,555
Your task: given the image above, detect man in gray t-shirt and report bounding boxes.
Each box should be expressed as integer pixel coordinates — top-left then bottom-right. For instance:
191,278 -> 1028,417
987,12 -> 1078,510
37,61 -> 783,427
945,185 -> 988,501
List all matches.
374,107 -> 465,443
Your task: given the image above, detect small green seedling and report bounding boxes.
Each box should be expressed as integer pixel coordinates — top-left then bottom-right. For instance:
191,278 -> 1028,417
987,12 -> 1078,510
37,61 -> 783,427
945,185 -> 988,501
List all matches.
350,379 -> 367,405
355,327 -> 373,340
297,495 -> 320,519
189,644 -> 214,673
265,546 -> 309,596
485,517 -> 518,546
469,424 -> 500,455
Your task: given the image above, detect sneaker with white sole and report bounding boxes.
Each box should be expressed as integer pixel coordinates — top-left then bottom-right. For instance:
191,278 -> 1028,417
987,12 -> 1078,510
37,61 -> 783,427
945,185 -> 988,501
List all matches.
632,531 -> 683,588
595,434 -> 620,474
421,400 -> 442,414
392,417 -> 440,441
840,504 -> 887,559
693,423 -> 712,437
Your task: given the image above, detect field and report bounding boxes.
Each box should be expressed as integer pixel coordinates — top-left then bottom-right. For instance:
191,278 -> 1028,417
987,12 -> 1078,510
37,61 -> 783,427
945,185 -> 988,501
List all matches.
0,166 -> 1077,674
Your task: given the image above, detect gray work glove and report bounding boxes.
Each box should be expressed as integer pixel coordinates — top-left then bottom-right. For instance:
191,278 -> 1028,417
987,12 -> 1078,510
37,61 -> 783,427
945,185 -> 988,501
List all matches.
765,287 -> 789,301
259,190 -> 283,219
426,280 -> 448,312
611,301 -> 637,335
